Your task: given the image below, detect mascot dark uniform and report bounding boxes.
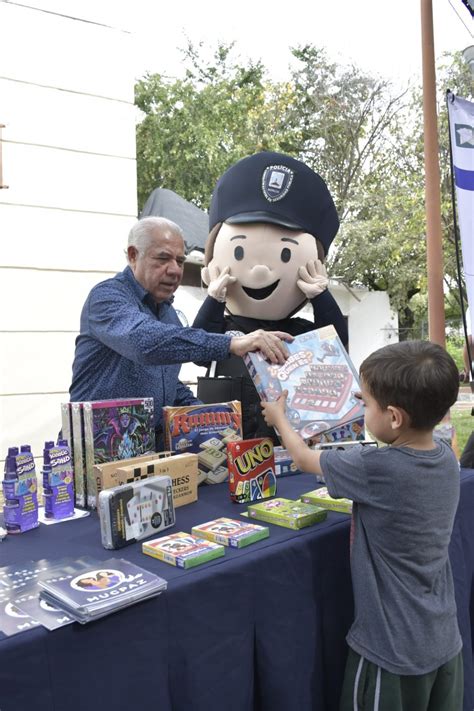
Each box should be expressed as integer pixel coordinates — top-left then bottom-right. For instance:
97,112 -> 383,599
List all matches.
193,151 -> 347,441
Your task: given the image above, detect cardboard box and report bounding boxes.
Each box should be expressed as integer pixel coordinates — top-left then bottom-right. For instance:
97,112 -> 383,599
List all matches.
94,453 -> 167,497
113,453 -> 199,508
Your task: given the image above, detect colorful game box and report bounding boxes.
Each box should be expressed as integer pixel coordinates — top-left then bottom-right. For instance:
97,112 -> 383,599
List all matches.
98,475 -> 175,549
244,325 -> 365,443
300,487 -> 353,514
273,446 -> 301,477
162,401 -> 242,485
82,398 -> 155,508
246,498 -> 327,530
142,532 -> 225,568
192,517 -> 269,548
227,437 -> 277,503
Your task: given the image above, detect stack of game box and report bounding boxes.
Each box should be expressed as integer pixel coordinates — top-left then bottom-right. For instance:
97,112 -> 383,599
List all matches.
162,401 -> 242,485
246,498 -> 327,530
244,325 -> 365,444
38,557 -> 167,624
64,398 -> 156,509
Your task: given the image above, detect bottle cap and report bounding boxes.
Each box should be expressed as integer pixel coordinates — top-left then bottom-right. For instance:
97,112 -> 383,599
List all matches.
20,445 -> 31,453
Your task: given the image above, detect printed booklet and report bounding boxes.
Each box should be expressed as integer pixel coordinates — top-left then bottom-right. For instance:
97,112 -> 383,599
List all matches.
244,326 -> 365,442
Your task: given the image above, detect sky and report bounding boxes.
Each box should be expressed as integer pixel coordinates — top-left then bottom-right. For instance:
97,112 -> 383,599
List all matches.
123,0 -> 473,87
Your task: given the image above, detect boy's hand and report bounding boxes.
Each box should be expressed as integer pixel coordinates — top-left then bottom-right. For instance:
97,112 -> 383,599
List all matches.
261,390 -> 289,427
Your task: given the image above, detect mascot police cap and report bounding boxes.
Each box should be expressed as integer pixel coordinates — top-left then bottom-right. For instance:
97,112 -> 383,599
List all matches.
208,151 -> 339,256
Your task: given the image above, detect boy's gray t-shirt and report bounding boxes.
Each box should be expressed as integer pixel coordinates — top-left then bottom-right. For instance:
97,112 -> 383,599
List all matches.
320,440 -> 462,675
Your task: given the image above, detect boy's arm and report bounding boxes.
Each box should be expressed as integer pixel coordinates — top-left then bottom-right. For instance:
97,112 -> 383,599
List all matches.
261,393 -> 323,476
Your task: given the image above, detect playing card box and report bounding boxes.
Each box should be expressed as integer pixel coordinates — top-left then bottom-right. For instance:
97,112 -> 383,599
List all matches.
98,475 -> 175,549
162,401 -> 242,485
227,437 -> 277,504
142,532 -> 225,568
300,487 -> 352,514
246,498 -> 327,530
192,517 -> 269,548
244,326 -> 365,443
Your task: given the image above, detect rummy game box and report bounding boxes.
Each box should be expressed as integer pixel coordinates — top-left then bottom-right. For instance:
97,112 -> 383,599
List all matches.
73,398 -> 156,509
98,475 -> 175,549
244,325 -> 365,443
192,517 -> 269,548
227,437 -> 277,504
142,532 -> 225,568
300,487 -> 353,514
162,401 -> 242,485
246,498 -> 327,530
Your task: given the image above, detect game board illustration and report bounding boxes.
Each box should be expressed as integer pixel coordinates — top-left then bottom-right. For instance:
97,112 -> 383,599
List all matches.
244,326 -> 365,441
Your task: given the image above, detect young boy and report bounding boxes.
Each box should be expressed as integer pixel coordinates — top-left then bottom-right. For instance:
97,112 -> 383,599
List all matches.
261,340 -> 463,710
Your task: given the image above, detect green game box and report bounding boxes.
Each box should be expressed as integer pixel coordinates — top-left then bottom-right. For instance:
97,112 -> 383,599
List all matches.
192,517 -> 269,548
142,532 -> 225,568
246,498 -> 327,530
300,487 -> 352,514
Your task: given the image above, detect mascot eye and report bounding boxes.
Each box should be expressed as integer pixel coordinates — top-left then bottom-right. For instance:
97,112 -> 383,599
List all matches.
281,247 -> 291,263
234,245 -> 244,261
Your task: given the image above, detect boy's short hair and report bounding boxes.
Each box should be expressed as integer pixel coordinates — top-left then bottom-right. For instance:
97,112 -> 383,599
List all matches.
359,340 -> 459,430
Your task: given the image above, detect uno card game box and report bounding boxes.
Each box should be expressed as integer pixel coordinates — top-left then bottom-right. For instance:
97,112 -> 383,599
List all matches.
246,498 -> 327,530
142,532 -> 225,568
227,437 -> 277,504
300,487 -> 353,514
98,474 -> 175,549
162,401 -> 242,485
192,517 -> 269,548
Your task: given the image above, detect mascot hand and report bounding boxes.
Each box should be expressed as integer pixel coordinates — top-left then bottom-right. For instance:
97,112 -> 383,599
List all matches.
297,259 -> 329,298
201,265 -> 237,303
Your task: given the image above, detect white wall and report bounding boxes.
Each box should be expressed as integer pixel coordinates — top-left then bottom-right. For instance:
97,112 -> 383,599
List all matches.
0,1 -> 138,466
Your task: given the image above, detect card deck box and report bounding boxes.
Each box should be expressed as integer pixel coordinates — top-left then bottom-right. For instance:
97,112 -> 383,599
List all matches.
162,401 -> 242,484
300,487 -> 353,514
192,517 -> 269,548
142,532 -> 225,568
246,498 -> 327,530
227,437 -> 277,504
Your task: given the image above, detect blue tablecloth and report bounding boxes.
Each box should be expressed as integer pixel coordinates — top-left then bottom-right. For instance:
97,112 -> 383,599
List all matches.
1,470 -> 473,711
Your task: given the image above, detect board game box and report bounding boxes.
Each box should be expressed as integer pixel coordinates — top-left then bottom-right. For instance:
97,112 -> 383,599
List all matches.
244,326 -> 365,442
300,487 -> 353,514
98,475 -> 175,549
162,401 -> 242,485
192,517 -> 269,548
227,437 -> 277,504
246,498 -> 328,530
142,532 -> 225,568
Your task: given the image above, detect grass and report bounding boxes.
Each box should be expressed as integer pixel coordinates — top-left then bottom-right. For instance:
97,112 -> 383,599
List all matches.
451,407 -> 474,459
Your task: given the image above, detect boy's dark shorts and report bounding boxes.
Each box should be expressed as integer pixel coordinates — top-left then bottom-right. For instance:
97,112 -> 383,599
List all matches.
339,647 -> 463,711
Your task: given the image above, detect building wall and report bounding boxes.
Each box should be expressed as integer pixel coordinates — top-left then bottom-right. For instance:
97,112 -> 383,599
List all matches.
0,1 -> 137,466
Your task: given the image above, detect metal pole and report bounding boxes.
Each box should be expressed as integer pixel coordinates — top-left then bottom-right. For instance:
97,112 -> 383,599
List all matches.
420,0 -> 446,346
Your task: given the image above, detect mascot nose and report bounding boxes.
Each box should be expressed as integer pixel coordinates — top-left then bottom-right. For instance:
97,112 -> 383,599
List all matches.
250,265 -> 272,284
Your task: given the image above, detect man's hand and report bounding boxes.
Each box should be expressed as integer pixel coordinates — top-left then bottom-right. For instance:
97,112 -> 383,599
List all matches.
201,265 -> 237,303
261,390 -> 288,427
229,330 -> 293,364
296,259 -> 328,298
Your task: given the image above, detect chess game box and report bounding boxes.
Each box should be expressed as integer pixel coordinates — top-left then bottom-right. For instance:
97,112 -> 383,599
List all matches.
142,532 -> 225,568
162,401 -> 242,485
192,517 -> 269,548
246,498 -> 328,530
82,398 -> 155,509
227,438 -> 277,504
300,487 -> 353,514
114,453 -> 198,508
244,326 -> 365,443
98,475 -> 175,549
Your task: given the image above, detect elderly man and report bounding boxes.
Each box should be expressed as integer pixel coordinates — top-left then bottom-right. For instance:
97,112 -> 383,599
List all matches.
70,216 -> 291,446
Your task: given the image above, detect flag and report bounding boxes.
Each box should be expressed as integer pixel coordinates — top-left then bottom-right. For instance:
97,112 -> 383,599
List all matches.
448,94 -> 474,336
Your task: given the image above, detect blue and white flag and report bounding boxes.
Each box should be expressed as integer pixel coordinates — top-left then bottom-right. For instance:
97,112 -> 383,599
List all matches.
448,94 -> 474,336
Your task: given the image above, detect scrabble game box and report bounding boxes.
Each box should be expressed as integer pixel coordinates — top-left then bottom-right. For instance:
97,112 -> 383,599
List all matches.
246,498 -> 327,530
244,326 -> 365,443
192,517 -> 269,548
300,487 -> 353,514
98,475 -> 175,549
162,401 -> 242,485
142,532 -> 225,568
227,437 -> 277,504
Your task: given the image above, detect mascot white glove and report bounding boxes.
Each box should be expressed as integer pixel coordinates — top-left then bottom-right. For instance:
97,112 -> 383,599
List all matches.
296,259 -> 329,299
201,265 -> 237,303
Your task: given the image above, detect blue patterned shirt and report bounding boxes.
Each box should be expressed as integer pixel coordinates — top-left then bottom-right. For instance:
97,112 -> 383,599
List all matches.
70,266 -> 232,429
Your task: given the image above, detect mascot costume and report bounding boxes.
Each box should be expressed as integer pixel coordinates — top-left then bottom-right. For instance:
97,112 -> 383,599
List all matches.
193,151 -> 348,440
